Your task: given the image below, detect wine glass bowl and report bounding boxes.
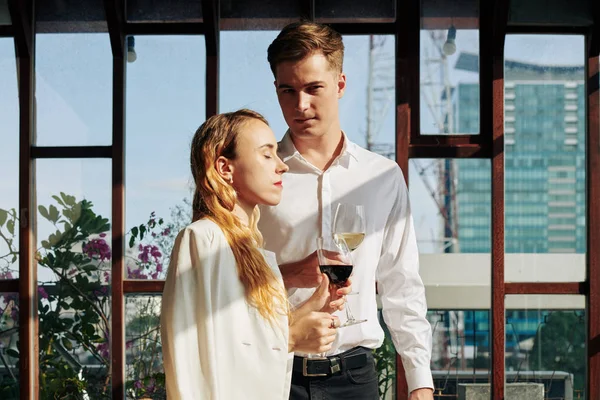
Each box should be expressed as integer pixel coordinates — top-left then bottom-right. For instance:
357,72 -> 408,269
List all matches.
316,236 -> 366,328
333,204 -> 366,251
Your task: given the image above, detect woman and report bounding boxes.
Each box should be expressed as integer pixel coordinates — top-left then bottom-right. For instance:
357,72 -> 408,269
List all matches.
161,109 -> 346,399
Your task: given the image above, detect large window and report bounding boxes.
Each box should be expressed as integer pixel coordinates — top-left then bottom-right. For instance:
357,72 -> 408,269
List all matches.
125,36 -> 205,281
504,35 -> 586,283
0,38 -> 19,281
2,2 -> 599,399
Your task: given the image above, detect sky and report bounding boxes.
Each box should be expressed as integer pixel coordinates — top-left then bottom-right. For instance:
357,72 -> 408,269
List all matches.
0,30 -> 585,281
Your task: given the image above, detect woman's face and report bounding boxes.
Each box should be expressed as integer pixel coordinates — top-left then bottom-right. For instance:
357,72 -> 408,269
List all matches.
229,119 -> 289,207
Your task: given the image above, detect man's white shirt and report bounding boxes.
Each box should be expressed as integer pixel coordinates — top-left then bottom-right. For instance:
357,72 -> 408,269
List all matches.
259,131 -> 434,393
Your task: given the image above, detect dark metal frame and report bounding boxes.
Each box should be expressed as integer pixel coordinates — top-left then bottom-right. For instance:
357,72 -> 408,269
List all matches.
3,0 -> 599,399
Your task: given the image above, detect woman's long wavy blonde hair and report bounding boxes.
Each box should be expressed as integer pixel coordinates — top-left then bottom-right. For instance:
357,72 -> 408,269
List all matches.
190,109 -> 288,324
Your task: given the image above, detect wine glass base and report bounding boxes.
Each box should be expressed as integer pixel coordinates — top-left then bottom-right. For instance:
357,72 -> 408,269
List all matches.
339,318 -> 367,328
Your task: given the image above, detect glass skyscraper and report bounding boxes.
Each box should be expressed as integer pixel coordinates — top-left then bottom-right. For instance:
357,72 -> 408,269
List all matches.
453,53 -> 585,254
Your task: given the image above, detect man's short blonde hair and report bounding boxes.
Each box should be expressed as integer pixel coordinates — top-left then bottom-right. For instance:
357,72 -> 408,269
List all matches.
267,21 -> 345,77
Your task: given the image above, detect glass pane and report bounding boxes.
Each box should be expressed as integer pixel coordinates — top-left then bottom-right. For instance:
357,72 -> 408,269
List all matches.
0,293 -> 19,397
127,0 -> 202,23
420,0 -> 480,135
35,33 -> 112,146
410,159 -> 491,254
220,31 -> 286,135
220,33 -> 396,160
504,35 -> 585,282
411,160 -> 491,397
505,295 -> 585,400
0,1 -> 10,25
125,295 -> 165,399
315,0 -> 395,22
125,36 -> 204,279
36,159 -> 111,398
429,310 -> 490,398
0,38 -> 19,279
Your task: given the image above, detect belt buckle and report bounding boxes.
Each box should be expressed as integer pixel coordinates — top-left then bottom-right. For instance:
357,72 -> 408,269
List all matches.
302,357 -> 328,377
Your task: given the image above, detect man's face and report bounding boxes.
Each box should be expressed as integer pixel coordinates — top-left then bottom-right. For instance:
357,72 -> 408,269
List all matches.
274,52 -> 346,139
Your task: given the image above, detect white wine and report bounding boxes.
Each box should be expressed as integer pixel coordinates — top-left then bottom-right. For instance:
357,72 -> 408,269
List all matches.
335,232 -> 365,251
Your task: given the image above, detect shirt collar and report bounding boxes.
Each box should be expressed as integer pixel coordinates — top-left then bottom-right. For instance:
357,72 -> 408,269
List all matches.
278,130 -> 359,165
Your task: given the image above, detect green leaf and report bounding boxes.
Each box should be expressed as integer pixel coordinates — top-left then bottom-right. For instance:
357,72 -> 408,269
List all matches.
39,205 -> 50,220
48,205 -> 60,223
6,220 -> 14,235
129,235 -> 136,248
0,208 -> 7,226
61,337 -> 73,351
82,264 -> 96,274
41,240 -> 51,249
51,195 -> 66,207
139,225 -> 146,240
62,221 -> 72,233
60,192 -> 76,207
6,349 -> 19,358
131,226 -> 139,238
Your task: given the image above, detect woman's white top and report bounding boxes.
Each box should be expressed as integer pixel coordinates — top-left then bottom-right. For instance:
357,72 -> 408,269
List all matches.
160,219 -> 293,399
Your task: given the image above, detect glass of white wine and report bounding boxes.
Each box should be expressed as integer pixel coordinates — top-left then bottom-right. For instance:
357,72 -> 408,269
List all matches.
333,203 -> 365,297
333,203 -> 365,251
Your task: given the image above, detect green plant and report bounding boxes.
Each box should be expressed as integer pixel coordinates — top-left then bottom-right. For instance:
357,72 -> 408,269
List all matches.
0,194 -> 188,399
373,311 -> 397,399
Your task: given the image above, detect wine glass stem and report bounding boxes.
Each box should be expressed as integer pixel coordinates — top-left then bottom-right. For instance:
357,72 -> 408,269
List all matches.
345,303 -> 355,322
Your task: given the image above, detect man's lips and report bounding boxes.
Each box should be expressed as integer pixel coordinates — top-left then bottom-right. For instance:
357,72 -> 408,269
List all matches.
294,117 -> 314,123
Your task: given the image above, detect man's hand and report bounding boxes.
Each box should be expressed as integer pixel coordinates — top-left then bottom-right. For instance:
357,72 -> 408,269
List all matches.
288,311 -> 340,354
280,251 -> 322,289
409,388 -> 434,400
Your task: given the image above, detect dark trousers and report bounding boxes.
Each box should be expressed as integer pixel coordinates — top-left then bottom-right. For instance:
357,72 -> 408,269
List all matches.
289,347 -> 379,400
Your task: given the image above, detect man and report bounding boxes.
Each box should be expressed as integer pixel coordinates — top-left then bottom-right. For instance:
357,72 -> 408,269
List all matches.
258,21 -> 434,399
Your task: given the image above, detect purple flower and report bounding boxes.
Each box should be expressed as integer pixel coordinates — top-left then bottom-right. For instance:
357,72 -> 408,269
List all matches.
38,287 -> 49,300
156,263 -> 163,273
134,380 -> 143,389
99,233 -> 107,238
161,227 -> 171,236
94,286 -> 109,297
96,341 -> 109,359
83,238 -> 111,261
127,267 -> 148,280
146,378 -> 156,393
137,244 -> 162,265
0,271 -> 14,280
126,340 -> 133,350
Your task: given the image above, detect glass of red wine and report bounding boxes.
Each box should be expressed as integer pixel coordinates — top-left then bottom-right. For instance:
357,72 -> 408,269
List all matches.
316,235 -> 366,328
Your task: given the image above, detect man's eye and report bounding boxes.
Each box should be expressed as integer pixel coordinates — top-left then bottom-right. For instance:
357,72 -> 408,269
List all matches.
264,154 -> 272,159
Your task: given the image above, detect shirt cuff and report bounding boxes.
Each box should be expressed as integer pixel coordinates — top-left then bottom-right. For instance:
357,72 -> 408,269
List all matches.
405,366 -> 434,394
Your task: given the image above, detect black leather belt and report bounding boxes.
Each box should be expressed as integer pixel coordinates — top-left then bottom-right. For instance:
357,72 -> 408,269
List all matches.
293,347 -> 369,377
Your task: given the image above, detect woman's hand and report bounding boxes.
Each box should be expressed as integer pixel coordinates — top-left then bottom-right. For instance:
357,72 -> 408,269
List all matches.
293,274 -> 351,320
288,311 -> 340,353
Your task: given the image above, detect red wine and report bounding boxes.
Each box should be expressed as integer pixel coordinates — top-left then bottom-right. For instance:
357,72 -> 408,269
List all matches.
319,265 -> 353,285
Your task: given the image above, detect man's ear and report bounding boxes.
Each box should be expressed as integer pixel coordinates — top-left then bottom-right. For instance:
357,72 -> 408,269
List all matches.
215,156 -> 234,183
337,72 -> 346,99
